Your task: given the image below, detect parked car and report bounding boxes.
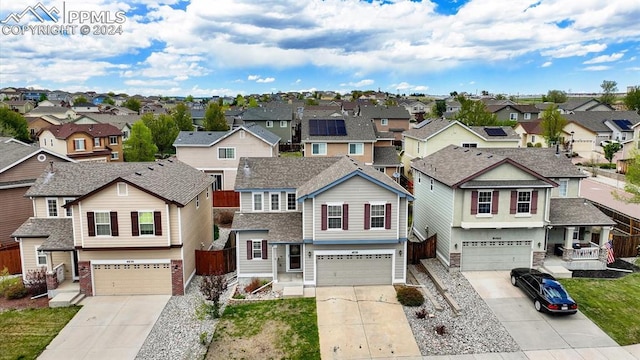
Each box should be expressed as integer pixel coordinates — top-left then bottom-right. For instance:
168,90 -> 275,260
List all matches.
510,268 -> 578,314
600,139 -> 620,147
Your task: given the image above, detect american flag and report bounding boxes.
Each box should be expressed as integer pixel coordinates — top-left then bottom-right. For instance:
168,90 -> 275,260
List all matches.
605,240 -> 615,264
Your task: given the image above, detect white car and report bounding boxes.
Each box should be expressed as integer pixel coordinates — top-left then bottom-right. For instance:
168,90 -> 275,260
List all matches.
600,140 -> 620,147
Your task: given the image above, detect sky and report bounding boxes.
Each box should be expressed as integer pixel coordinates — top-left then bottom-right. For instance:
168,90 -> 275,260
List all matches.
0,0 -> 639,98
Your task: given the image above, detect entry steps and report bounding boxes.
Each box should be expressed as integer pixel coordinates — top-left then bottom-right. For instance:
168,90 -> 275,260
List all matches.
49,292 -> 85,308
540,265 -> 573,279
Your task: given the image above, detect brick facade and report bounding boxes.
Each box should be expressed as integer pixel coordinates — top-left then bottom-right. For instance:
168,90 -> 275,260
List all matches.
171,259 -> 184,296
78,261 -> 93,296
45,271 -> 59,295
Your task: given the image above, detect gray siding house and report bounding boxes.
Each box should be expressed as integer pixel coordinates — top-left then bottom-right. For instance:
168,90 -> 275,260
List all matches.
239,106 -> 294,143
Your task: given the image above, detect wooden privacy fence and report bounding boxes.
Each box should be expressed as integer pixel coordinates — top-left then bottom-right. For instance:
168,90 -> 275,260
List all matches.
407,234 -> 437,264
213,190 -> 240,208
0,246 -> 21,274
195,248 -> 236,275
612,234 -> 640,258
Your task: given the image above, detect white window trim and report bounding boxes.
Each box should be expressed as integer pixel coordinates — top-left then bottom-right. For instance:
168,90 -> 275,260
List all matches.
266,120 -> 274,128
462,143 -> 478,148
138,210 -> 156,236
251,240 -> 263,260
510,113 -> 518,120
109,136 -> 118,145
326,202 -> 343,230
477,190 -> 493,216
311,143 -> 327,155
117,182 -> 127,196
369,201 -> 386,229
348,142 -> 364,156
196,194 -> 200,209
94,137 -> 100,147
46,198 -> 58,217
558,179 -> 569,197
217,147 -> 236,160
280,120 -> 287,128
381,118 -> 388,126
524,113 -> 531,120
74,138 -> 85,151
270,192 -> 280,211
253,192 -> 263,212
63,198 -> 74,217
94,211 -> 112,236
286,192 -> 297,211
35,246 -> 47,266
429,177 -> 433,191
110,152 -> 119,160
516,190 -> 532,215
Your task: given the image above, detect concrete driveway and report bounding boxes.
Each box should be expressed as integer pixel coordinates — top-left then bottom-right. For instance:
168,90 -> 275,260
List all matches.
464,271 -> 637,360
316,286 -> 421,359
38,295 -> 170,360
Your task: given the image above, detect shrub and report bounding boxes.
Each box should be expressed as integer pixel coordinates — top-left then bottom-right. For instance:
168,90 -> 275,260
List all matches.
244,277 -> 265,293
216,211 -> 234,226
526,142 -> 533,147
24,268 -> 47,296
200,331 -> 209,345
415,308 -> 429,319
435,324 -> 447,335
396,286 -> 424,307
534,143 -> 542,148
599,163 -> 616,169
199,272 -> 228,318
0,267 -> 20,297
214,224 -> 219,240
5,281 -> 28,300
232,292 -> 246,299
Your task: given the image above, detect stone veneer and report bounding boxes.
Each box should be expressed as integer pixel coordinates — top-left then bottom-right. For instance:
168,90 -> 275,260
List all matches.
532,251 -> 546,268
449,253 -> 461,269
171,259 -> 184,296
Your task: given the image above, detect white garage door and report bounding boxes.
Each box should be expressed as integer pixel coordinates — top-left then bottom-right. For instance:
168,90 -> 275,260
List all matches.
93,262 -> 172,295
316,253 -> 393,286
461,240 -> 532,271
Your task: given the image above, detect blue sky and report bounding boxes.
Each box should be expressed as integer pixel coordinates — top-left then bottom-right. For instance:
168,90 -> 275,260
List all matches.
1,0 -> 639,97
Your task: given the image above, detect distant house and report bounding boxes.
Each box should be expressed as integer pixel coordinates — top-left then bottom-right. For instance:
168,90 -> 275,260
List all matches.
26,106 -> 77,120
618,122 -> 640,173
359,105 -> 411,143
0,100 -> 35,114
74,114 -> 140,141
513,121 -> 544,147
239,106 -> 294,143
537,98 -> 614,114
485,104 -> 540,122
174,123 -> 280,190
38,123 -> 124,162
71,102 -> 99,113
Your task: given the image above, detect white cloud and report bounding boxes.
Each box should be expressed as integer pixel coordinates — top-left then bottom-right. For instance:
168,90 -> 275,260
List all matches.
541,61 -> 553,67
583,52 -> 624,64
583,65 -> 611,71
247,75 -> 260,81
339,79 -> 375,87
256,77 -> 275,83
541,43 -> 608,58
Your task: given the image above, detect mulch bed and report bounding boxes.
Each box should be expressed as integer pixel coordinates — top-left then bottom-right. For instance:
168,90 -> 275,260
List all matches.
572,259 -> 640,279
0,295 -> 49,311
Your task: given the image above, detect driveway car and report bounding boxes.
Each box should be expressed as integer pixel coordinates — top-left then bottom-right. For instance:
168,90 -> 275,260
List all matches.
510,268 -> 578,314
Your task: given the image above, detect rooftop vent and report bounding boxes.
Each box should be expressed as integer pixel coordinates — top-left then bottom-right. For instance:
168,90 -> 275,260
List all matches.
135,171 -> 142,176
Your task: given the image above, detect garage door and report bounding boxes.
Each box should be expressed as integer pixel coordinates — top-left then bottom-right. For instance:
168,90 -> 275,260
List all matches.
93,263 -> 172,295
316,253 -> 393,286
461,240 -> 531,271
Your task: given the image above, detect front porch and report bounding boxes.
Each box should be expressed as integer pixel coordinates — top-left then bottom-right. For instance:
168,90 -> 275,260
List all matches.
45,261 -> 84,307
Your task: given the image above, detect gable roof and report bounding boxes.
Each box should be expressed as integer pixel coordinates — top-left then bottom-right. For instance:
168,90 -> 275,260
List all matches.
373,146 -> 401,167
12,218 -> 73,251
232,212 -> 302,243
240,106 -> 292,121
301,115 -> 377,142
564,111 -> 640,133
0,138 -> 74,174
404,119 -> 519,141
485,104 -> 540,114
359,105 -> 411,119
173,123 -> 280,147
549,198 -> 615,226
468,147 -> 586,178
515,121 -> 543,135
25,158 -> 213,207
79,114 -> 141,128
235,157 -> 340,190
559,98 -> 613,111
43,123 -> 122,139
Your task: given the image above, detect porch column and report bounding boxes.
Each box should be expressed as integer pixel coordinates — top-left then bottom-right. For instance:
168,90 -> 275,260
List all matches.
599,227 -> 611,247
563,226 -> 575,261
45,252 -> 54,272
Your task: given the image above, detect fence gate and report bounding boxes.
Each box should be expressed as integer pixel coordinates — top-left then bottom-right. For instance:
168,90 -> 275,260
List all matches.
407,234 -> 436,264
195,248 -> 236,275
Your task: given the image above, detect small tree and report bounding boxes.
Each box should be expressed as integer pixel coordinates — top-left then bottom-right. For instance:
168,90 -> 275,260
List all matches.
122,98 -> 142,113
545,89 -> 568,103
73,95 -> 88,105
142,113 -> 179,156
600,80 -> 618,105
199,272 -> 228,318
603,142 -> 622,164
0,108 -> 30,142
203,103 -> 229,131
624,151 -> 640,203
455,95 -> 497,126
185,95 -> 194,103
103,97 -> 115,105
540,104 -> 567,146
124,122 -> 157,161
24,268 -> 47,296
172,102 -> 194,131
624,86 -> 640,113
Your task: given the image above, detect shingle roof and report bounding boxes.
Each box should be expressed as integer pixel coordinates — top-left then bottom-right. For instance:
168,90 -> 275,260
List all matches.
301,115 -> 377,142
469,147 -> 586,178
12,218 -> 73,251
80,114 -> 141,128
25,158 -> 213,206
373,146 -> 400,166
27,106 -> 72,115
517,121 -> 543,135
240,106 -> 293,121
403,119 -> 452,140
173,123 -> 280,147
549,198 -> 615,226
232,212 -> 302,243
44,123 -> 122,139
468,126 -> 520,140
359,105 -> 411,119
562,111 -> 640,133
485,104 -> 540,114
235,157 -> 340,190
243,122 -> 281,145
0,138 -> 72,174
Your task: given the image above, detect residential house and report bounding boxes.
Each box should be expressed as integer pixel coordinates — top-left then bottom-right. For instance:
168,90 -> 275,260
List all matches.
0,138 -> 74,273
359,105 -> 411,144
74,114 -> 140,141
239,106 -> 294,143
397,99 -> 431,122
71,102 -> 100,113
174,123 -> 280,191
618,122 -> 640,174
26,106 -> 77,120
25,116 -> 62,141
0,100 -> 35,114
401,119 -> 520,177
513,121 -> 544,147
38,123 -> 124,162
558,98 -> 614,113
485,104 -> 540,122
411,145 -> 615,272
232,156 -> 414,287
12,158 -> 214,296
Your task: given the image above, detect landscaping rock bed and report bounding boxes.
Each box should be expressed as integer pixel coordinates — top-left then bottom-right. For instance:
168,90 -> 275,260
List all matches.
572,258 -> 640,279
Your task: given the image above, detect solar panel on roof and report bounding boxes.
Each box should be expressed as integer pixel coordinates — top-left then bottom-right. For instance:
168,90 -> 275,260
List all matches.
612,119 -> 632,131
484,127 -> 507,136
308,119 -> 347,136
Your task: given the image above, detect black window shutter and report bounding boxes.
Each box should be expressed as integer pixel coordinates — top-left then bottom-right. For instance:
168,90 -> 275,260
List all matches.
87,212 -> 95,237
110,212 -> 118,236
154,211 -> 162,236
131,211 -> 139,236
321,204 -> 328,230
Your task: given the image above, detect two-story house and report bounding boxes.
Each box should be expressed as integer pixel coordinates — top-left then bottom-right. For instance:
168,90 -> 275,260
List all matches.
238,106 -> 294,143
38,123 -> 124,162
233,156 -> 414,287
485,104 -> 540,122
174,123 -> 280,191
359,105 -> 411,144
12,158 -> 214,297
0,100 -> 35,114
411,145 -> 615,272
401,119 -> 520,176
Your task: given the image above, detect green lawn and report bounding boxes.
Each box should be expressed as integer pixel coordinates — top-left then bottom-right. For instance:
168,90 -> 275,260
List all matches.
0,307 -> 80,360
280,151 -> 302,158
560,273 -> 640,345
207,298 -> 320,359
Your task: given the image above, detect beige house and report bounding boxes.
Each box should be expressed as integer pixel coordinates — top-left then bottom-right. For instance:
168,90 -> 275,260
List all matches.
174,123 -> 280,191
513,121 -> 544,147
402,119 -> 520,177
618,122 -> 640,173
38,123 -> 124,162
12,159 -> 214,297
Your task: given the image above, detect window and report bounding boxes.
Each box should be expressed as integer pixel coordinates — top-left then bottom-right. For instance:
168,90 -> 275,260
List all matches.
416,142 -> 420,153
47,198 -> 58,217
280,120 -> 287,128
50,139 -> 53,146
524,113 -> 531,120
311,143 -> 326,155
348,143 -> 364,155
478,191 -> 492,214
510,113 -> 518,120
64,198 -> 73,217
374,167 -> 385,173
212,174 -> 222,191
218,147 -> 235,159
122,130 -> 129,140
95,212 -> 112,236
531,135 -> 536,143
111,152 -> 119,160
381,118 -> 388,126
206,187 -> 210,199
430,178 -> 434,191
266,120 -> 273,128
327,205 -> 342,229
253,193 -> 263,211
94,138 -> 100,147
287,193 -> 296,211
196,195 -> 200,209
270,193 -> 280,211
109,136 -> 118,145
117,182 -> 127,196
370,204 -> 385,228
462,143 -> 478,148
517,191 -> 531,213
252,241 -> 262,259
558,179 -> 568,197
36,247 -> 47,266
239,130 -> 245,139
138,211 -> 155,235
74,138 -> 85,151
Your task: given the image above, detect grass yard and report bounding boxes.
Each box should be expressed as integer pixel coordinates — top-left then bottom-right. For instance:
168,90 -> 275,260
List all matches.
0,307 -> 80,360
279,151 -> 302,158
207,298 -> 320,360
560,273 -> 640,346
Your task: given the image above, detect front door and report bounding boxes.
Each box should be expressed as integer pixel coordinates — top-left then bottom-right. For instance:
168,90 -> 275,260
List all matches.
287,244 -> 301,271
71,250 -> 79,280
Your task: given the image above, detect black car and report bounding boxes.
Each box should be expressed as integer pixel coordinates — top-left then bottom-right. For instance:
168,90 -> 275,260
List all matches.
510,268 -> 578,315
